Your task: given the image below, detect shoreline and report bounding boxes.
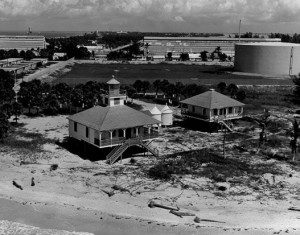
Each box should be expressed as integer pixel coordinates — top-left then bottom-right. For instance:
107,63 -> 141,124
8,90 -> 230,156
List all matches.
1,197 -> 300,235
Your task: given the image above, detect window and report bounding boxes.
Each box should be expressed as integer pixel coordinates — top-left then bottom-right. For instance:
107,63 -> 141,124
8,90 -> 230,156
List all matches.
192,106 -> 195,112
203,108 -> 206,115
214,109 -> 218,116
228,107 -> 233,114
74,122 -> 77,132
86,127 -> 89,138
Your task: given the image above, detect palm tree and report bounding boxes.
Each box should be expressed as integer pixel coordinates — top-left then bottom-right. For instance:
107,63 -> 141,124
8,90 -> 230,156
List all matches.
160,80 -> 170,98
217,82 -> 227,93
141,81 -> 150,95
11,102 -> 22,123
252,109 -> 271,149
175,82 -> 184,100
133,80 -> 143,93
153,80 -> 161,97
227,83 -> 238,97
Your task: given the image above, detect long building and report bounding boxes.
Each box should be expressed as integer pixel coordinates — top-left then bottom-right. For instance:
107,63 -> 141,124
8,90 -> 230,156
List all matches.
0,35 -> 46,51
144,36 -> 281,57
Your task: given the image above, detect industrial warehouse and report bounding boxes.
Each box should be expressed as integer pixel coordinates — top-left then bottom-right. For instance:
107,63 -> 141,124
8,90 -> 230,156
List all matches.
143,36 -> 281,58
0,35 -> 46,51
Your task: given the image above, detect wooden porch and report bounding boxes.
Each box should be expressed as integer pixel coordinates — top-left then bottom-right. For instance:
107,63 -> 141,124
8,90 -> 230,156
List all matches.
96,126 -> 159,149
181,109 -> 243,123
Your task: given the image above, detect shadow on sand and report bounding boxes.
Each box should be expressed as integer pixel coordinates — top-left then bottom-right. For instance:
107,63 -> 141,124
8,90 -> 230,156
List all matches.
56,137 -> 147,162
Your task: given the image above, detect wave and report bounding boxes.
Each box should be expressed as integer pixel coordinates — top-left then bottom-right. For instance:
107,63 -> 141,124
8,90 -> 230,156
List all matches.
0,220 -> 94,235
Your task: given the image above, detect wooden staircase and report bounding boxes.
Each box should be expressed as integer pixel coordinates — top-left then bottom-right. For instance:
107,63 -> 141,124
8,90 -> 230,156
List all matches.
219,120 -> 233,132
106,138 -> 159,164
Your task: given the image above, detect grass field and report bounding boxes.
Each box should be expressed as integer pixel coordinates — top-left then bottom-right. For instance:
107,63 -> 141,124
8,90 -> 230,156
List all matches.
54,63 -> 294,86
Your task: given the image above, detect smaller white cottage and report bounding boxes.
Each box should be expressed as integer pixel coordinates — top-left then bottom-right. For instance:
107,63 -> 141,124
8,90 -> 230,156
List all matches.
161,104 -> 173,126
180,89 -> 245,123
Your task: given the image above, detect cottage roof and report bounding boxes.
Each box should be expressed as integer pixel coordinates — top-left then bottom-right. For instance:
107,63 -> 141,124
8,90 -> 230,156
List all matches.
161,105 -> 173,114
150,106 -> 161,115
68,105 -> 160,131
107,78 -> 120,85
180,89 -> 245,109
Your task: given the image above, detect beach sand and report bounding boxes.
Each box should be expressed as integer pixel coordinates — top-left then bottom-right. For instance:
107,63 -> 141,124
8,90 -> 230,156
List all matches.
1,107 -> 300,234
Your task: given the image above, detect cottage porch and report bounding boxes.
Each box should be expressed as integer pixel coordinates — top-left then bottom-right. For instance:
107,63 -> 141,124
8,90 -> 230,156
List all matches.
94,126 -> 159,149
181,107 -> 243,122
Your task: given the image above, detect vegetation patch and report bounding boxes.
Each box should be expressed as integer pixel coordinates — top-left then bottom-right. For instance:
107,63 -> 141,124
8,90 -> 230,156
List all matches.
148,149 -> 284,182
0,127 -> 54,155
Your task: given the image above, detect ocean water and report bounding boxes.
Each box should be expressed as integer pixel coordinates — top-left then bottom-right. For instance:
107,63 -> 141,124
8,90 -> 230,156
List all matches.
0,31 -> 90,38
0,220 -> 94,235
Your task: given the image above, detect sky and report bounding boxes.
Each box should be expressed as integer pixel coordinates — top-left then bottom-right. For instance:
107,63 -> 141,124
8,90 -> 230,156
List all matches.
0,0 -> 300,33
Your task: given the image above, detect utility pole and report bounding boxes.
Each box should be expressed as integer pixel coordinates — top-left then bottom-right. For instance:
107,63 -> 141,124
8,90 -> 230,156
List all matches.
223,127 -> 227,158
238,19 -> 242,43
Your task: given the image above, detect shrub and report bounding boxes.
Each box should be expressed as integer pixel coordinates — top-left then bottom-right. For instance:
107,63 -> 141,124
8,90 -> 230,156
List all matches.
148,164 -> 172,180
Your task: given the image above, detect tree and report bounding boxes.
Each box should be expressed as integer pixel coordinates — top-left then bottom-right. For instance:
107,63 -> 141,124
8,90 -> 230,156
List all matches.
11,102 -> 22,123
0,103 -> 12,118
164,83 -> 176,98
19,50 -> 26,59
18,80 -> 43,115
200,51 -> 208,61
133,80 -> 143,93
0,70 -> 15,105
219,53 -> 227,62
253,110 -> 271,149
25,50 -> 35,60
217,82 -> 227,93
0,111 -> 9,142
141,81 -> 150,95
160,80 -> 170,97
214,46 -> 222,54
236,90 -> 246,102
44,94 -> 60,115
183,84 -> 207,98
180,53 -> 189,61
153,80 -> 161,96
174,82 -> 184,99
167,52 -> 172,61
227,83 -> 238,98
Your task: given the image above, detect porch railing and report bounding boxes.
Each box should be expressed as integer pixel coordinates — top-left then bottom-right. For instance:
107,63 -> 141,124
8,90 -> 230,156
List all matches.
100,130 -> 159,148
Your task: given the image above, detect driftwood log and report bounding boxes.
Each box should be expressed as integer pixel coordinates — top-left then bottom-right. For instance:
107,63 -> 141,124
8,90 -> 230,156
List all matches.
194,216 -> 226,223
170,210 -> 195,218
12,181 -> 23,190
288,207 -> 300,212
102,189 -> 115,197
148,200 -> 179,211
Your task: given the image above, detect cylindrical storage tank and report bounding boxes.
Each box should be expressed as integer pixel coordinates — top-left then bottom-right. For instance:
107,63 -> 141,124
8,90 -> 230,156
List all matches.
235,42 -> 300,76
161,105 -> 173,126
150,106 -> 161,122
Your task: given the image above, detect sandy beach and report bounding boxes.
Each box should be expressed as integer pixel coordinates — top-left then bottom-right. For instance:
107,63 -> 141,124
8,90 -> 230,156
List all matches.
1,104 -> 300,234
